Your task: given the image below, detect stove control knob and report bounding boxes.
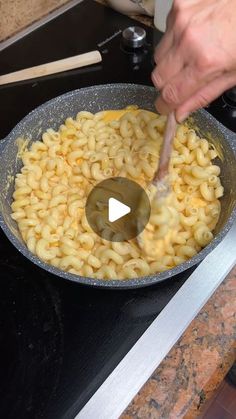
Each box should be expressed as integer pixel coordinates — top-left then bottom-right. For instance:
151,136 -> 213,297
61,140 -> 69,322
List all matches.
122,26 -> 146,49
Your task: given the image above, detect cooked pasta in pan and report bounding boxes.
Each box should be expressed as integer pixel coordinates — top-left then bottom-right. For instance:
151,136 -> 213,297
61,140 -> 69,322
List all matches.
11,108 -> 223,279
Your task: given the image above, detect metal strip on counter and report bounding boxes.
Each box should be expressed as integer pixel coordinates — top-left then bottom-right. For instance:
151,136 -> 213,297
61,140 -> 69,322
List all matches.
77,222 -> 236,419
0,0 -> 84,52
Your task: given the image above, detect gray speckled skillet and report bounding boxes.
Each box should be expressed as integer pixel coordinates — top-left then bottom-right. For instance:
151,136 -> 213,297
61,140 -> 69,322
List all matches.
0,84 -> 235,289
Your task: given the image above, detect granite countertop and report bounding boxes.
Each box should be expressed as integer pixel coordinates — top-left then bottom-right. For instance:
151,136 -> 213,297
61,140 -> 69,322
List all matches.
0,0 -> 70,42
122,266 -> 236,418
97,2 -> 236,417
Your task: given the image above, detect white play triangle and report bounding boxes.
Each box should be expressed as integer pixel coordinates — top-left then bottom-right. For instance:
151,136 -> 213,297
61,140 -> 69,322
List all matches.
108,198 -> 131,223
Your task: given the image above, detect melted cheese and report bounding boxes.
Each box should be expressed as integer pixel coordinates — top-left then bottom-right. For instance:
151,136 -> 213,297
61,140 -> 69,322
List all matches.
102,108 -> 157,122
190,197 -> 207,208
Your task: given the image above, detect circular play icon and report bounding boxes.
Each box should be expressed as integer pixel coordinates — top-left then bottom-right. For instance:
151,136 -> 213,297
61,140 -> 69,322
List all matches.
85,177 -> 150,242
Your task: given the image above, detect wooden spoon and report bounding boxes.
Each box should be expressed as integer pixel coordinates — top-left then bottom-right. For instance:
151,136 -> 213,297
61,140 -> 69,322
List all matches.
151,111 -> 177,197
137,111 -> 177,250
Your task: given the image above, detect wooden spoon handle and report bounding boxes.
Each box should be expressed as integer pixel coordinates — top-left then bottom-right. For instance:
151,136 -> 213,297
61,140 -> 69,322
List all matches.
0,50 -> 102,86
153,111 -> 177,185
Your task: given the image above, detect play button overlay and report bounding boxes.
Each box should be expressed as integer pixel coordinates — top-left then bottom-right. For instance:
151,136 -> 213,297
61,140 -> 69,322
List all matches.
108,198 -> 131,222
85,177 -> 150,242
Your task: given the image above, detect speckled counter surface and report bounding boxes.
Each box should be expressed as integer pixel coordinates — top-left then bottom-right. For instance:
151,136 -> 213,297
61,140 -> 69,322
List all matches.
121,266 -> 236,419
0,0 -> 70,41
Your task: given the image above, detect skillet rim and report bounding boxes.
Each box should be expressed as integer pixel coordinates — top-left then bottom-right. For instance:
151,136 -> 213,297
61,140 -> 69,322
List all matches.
0,83 -> 235,289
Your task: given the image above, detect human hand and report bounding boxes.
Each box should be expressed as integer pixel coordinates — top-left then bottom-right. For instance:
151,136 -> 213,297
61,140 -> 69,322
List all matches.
152,0 -> 236,122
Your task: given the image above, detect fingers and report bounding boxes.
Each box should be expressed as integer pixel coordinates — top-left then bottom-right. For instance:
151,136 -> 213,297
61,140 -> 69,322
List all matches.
152,1 -> 188,90
152,0 -> 236,120
155,64 -> 223,114
152,46 -> 184,91
154,30 -> 174,65
176,71 -> 236,122
154,95 -> 170,115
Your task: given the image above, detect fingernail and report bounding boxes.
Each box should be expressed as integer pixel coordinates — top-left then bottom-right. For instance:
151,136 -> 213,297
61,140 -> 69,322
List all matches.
177,112 -> 189,123
151,71 -> 162,89
162,84 -> 178,105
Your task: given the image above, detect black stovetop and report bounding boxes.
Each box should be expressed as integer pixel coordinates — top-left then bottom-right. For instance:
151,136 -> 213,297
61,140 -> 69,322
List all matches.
0,1 -> 234,418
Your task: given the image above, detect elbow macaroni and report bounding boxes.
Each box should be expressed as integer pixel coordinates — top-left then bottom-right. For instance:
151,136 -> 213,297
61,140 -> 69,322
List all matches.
11,108 -> 223,280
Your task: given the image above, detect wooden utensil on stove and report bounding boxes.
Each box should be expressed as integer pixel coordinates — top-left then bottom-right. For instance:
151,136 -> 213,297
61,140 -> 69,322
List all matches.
0,50 -> 102,86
